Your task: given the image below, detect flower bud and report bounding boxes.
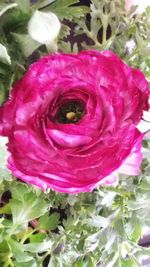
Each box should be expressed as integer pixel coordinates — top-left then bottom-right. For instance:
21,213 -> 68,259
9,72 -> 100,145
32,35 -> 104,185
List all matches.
28,10 -> 61,48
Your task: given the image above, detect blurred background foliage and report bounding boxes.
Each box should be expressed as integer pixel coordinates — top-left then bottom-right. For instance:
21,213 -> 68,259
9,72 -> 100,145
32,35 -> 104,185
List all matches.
0,0 -> 150,266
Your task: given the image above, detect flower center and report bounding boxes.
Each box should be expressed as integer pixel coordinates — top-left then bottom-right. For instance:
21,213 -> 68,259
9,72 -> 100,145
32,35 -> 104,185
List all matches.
56,100 -> 85,124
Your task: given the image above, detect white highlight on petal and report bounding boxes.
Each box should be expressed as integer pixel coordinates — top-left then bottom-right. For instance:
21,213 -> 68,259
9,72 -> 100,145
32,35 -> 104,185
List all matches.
118,137 -> 142,176
28,10 -> 61,46
100,135 -> 143,188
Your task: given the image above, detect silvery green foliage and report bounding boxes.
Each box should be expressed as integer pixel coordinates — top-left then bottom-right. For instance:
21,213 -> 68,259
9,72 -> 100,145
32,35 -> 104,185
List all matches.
0,0 -> 150,266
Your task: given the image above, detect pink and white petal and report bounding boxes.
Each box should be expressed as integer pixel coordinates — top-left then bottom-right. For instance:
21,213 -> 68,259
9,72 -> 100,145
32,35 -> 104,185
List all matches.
8,156 -> 48,192
118,136 -> 143,176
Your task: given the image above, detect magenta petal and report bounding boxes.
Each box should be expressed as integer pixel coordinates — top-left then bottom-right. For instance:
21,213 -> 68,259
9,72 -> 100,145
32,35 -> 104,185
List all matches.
47,129 -> 92,147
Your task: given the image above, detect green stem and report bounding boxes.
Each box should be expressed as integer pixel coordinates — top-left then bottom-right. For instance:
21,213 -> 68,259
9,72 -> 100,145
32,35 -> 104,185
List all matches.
101,15 -> 109,45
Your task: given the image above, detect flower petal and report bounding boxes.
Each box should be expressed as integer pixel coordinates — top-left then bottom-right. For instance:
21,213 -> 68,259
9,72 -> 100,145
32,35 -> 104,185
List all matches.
118,134 -> 143,176
47,129 -> 92,147
28,10 -> 61,45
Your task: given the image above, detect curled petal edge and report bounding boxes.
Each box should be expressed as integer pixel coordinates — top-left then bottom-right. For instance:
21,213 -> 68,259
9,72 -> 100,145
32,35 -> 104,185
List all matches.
99,134 -> 143,187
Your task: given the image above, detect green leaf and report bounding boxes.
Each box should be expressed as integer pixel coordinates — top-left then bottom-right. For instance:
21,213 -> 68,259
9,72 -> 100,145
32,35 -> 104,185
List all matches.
122,259 -> 134,267
39,0 -> 56,7
10,192 -> 48,224
43,0 -> 89,20
23,240 -> 53,253
44,0 -> 80,7
30,233 -> 48,243
86,257 -> 96,267
47,256 -> 59,267
86,215 -> 109,228
58,24 -> 71,40
52,6 -> 89,20
73,258 -> 84,267
0,203 -> 11,215
0,44 -> 11,65
7,237 -> 33,263
0,3 -> 18,16
15,0 -> 30,12
10,182 -> 42,202
84,230 -> 102,252
131,219 -> 142,243
12,33 -> 41,57
10,183 -> 32,201
0,239 -> 10,255
2,218 -> 13,229
14,260 -> 38,267
39,212 -> 60,231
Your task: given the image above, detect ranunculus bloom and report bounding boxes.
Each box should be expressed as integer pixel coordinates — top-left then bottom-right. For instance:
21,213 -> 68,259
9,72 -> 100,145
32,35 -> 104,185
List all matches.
0,50 -> 149,193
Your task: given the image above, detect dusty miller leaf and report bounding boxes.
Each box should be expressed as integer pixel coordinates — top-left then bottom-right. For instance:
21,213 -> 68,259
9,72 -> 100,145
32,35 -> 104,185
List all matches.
10,192 -> 48,224
42,0 -> 89,20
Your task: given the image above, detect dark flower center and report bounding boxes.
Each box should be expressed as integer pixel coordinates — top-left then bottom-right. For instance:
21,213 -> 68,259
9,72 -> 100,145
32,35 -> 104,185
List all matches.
56,100 -> 85,124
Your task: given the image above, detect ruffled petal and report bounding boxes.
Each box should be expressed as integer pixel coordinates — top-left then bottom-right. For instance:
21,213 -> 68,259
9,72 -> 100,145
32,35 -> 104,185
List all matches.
118,134 -> 143,176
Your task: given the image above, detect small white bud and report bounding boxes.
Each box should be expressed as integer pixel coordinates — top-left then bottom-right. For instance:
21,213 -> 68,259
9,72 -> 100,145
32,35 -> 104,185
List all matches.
28,10 -> 61,48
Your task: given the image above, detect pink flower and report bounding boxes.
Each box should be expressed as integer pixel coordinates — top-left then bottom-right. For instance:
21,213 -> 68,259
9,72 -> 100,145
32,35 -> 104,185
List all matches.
0,50 -> 149,193
125,0 -> 150,13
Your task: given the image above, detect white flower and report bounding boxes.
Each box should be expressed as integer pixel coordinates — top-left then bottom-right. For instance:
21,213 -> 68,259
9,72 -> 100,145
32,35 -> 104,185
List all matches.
28,10 -> 61,47
125,0 -> 150,14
